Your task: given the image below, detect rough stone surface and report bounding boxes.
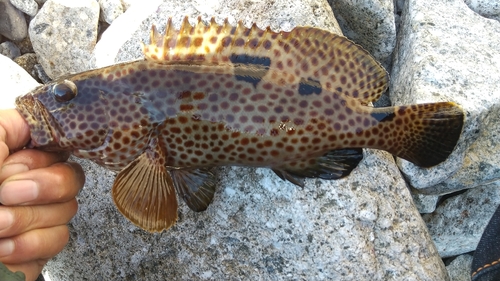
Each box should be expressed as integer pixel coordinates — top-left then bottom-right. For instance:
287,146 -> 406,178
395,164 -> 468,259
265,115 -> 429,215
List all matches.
464,0 -> 500,22
9,0 -> 39,16
25,1 -> 450,280
13,53 -> 39,82
28,0 -> 99,79
391,0 -> 500,193
0,41 -> 21,59
0,0 -> 28,41
44,150 -> 447,281
412,192 -> 439,214
327,0 -> 396,68
0,54 -> 39,109
423,183 -> 500,258
446,254 -> 473,281
98,0 -> 124,24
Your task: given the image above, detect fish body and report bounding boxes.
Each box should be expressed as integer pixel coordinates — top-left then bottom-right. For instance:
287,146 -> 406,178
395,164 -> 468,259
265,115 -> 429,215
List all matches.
15,17 -> 464,232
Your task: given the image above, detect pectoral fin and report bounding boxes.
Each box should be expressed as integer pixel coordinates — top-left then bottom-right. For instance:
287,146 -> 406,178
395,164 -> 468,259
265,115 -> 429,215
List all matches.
170,168 -> 217,212
112,141 -> 178,232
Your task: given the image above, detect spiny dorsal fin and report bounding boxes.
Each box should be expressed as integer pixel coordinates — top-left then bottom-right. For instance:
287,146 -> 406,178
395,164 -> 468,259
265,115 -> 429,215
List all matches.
142,16 -> 389,104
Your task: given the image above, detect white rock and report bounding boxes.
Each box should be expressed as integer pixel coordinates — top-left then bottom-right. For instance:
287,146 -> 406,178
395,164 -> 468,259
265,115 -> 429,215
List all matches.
0,54 -> 39,109
391,0 -> 500,194
98,0 -> 124,24
328,0 -> 396,67
9,0 -> 39,16
464,0 -> 500,22
28,0 -> 99,79
423,184 -> 500,258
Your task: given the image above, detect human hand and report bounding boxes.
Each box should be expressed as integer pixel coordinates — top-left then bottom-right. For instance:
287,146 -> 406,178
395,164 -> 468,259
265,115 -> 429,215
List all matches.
0,109 -> 85,281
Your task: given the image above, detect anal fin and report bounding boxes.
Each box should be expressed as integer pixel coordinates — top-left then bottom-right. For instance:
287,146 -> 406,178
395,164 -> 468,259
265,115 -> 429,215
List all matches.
273,148 -> 363,186
112,140 -> 178,232
170,168 -> 217,212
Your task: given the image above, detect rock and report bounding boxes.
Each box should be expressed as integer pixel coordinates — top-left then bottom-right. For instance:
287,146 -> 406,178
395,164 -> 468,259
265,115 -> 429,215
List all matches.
423,183 -> 500,258
98,0 -> 124,24
464,0 -> 500,22
0,0 -> 28,41
9,0 -> 39,17
327,0 -> 396,68
41,1 -> 447,280
0,41 -> 21,59
446,254 -> 473,281
14,35 -> 34,54
412,192 -> 439,214
119,0 -> 139,11
28,0 -> 99,79
0,54 -> 39,109
13,53 -> 39,82
390,0 -> 500,194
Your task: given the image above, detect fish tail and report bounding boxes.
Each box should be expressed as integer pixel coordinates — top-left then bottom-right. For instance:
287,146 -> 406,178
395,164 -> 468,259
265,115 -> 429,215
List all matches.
369,102 -> 464,167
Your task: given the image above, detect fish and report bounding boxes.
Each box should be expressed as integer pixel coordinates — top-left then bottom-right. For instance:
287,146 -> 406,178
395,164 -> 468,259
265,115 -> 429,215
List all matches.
15,16 -> 465,232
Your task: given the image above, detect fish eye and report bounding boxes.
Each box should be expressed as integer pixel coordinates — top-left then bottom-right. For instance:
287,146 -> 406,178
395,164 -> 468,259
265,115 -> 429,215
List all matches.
53,80 -> 77,102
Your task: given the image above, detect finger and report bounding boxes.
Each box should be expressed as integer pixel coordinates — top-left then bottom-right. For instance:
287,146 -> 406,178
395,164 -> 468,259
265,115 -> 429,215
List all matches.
3,260 -> 47,281
0,149 -> 70,183
0,162 -> 85,205
0,225 -> 69,264
0,110 -> 31,165
0,199 -> 77,238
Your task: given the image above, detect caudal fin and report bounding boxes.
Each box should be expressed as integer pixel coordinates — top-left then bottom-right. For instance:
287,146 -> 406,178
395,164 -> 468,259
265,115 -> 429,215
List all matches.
372,102 -> 464,167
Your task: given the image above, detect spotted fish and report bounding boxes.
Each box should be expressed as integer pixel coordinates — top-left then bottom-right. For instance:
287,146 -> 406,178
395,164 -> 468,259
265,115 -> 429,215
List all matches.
15,17 -> 464,232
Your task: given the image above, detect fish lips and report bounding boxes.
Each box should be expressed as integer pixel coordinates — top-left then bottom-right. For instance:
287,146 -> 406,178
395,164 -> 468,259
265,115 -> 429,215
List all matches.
15,93 -> 63,150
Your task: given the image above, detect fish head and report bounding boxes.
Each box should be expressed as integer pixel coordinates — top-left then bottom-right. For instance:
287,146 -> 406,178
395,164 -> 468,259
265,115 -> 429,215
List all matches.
16,74 -> 110,151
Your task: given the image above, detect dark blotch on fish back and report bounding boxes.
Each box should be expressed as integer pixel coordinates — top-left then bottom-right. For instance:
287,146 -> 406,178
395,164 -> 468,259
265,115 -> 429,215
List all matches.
229,53 -> 271,68
298,77 -> 322,96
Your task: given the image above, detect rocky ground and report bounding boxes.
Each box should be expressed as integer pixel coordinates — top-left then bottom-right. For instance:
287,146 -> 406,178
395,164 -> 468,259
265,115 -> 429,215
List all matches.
1,0 -> 499,280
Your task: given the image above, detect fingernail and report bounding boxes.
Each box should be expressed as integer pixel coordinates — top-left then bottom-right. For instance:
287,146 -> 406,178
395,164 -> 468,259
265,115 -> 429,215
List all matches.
0,180 -> 39,205
1,164 -> 29,176
0,239 -> 14,257
0,209 -> 13,230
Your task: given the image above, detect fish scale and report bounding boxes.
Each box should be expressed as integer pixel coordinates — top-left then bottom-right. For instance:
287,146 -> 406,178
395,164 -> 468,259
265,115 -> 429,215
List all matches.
15,17 -> 464,232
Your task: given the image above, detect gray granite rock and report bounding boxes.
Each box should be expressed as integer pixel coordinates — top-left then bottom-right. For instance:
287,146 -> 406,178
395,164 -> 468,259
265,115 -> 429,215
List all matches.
30,1 -> 449,280
28,0 -> 99,79
0,54 -> 39,109
464,0 -> 500,22
98,0 -> 124,24
327,0 -> 396,68
0,41 -> 21,59
423,183 -> 500,258
412,192 -> 439,214
446,254 -> 473,281
0,0 -> 28,41
391,0 -> 500,194
9,0 -> 39,16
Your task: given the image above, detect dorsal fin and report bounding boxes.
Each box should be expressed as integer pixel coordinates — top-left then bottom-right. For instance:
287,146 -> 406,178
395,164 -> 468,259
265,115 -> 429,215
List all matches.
142,16 -> 389,103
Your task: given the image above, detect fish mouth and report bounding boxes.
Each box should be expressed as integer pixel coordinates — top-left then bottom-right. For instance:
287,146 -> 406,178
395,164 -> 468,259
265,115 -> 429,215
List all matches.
15,93 -> 62,150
